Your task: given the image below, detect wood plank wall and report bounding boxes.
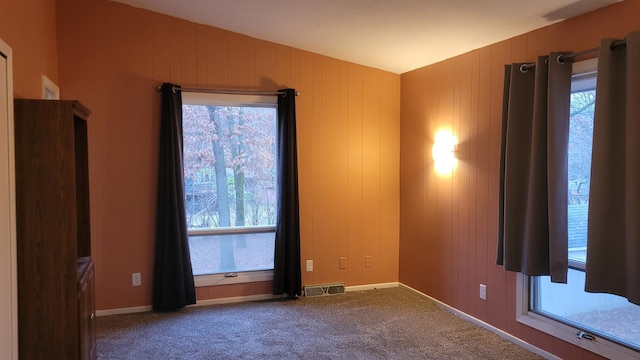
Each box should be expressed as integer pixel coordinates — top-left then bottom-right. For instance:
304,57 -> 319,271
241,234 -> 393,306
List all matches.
399,2 -> 639,359
0,0 -> 58,98
55,0 -> 400,310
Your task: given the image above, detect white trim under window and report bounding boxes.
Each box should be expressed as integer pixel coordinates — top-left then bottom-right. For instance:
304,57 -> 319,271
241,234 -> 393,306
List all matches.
194,270 -> 274,287
189,225 -> 276,237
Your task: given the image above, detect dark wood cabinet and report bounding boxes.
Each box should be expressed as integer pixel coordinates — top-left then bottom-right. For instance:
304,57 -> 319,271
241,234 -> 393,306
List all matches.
78,258 -> 96,360
14,100 -> 95,360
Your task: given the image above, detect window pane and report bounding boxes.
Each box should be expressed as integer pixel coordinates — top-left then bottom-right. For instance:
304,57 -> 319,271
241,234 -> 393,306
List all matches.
567,89 -> 595,263
532,269 -> 640,350
189,233 -> 275,275
183,104 -> 277,230
182,93 -> 277,275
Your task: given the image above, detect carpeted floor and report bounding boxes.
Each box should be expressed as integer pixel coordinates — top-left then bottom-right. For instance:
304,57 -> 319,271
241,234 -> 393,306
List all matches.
96,286 -> 544,359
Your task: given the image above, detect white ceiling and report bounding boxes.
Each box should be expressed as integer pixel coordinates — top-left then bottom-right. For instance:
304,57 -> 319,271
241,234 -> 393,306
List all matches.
112,0 -> 620,74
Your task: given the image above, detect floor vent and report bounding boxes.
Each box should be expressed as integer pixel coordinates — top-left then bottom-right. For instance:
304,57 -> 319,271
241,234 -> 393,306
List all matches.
304,283 -> 346,297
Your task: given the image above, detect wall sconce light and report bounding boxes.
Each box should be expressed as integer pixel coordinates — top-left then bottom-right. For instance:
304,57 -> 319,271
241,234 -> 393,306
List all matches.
432,130 -> 457,175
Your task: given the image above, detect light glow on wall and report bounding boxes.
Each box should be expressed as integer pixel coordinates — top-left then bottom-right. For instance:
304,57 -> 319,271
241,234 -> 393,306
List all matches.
432,129 -> 457,175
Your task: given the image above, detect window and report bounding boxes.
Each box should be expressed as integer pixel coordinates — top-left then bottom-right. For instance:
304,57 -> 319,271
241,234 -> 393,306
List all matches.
182,92 -> 277,284
517,59 -> 640,360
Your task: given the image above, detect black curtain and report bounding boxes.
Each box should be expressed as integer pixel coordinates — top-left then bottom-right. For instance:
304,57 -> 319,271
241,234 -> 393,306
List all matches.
497,54 -> 572,283
153,83 -> 196,311
273,88 -> 302,297
586,31 -> 640,304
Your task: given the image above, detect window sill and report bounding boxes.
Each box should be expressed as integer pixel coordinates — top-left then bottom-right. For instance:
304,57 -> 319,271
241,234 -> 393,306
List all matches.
194,270 -> 273,287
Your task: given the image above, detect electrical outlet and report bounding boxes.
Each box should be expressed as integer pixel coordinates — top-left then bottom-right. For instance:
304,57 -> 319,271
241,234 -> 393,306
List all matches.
364,256 -> 372,268
479,284 -> 487,300
306,260 -> 313,272
339,257 -> 347,269
132,272 -> 141,286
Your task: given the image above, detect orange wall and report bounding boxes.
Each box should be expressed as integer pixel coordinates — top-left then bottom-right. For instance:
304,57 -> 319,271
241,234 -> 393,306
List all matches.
0,0 -> 59,98
55,0 -> 400,310
399,2 -> 639,359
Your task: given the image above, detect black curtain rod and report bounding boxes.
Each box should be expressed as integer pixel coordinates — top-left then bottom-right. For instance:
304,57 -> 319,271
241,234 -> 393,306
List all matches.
519,39 -> 626,73
156,85 -> 299,97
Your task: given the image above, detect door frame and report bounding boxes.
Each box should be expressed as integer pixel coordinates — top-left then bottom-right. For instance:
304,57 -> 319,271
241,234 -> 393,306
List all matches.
0,36 -> 17,360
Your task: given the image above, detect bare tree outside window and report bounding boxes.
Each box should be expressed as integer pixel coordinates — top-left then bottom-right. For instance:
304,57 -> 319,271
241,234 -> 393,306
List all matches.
567,89 -> 595,261
568,89 -> 595,206
182,100 -> 277,275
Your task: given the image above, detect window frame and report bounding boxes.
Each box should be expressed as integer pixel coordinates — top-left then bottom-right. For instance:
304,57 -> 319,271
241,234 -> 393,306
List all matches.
516,274 -> 639,359
515,58 -> 639,360
182,91 -> 278,285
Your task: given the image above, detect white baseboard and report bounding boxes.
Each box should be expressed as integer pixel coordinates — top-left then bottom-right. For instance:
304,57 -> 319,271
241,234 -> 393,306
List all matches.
95,282 -> 400,316
96,294 -> 285,317
400,283 -> 561,360
96,305 -> 153,317
345,282 -> 399,292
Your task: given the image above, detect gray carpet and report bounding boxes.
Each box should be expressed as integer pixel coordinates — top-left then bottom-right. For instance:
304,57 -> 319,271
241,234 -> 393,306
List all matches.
96,287 -> 544,359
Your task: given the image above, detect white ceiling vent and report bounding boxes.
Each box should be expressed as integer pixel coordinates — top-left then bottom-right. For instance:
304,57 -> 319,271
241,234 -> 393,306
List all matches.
304,283 -> 345,297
